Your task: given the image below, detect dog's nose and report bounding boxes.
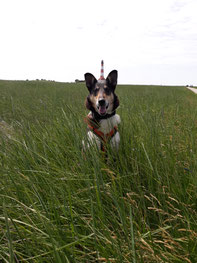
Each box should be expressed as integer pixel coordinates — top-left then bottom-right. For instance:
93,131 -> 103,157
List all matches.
98,99 -> 106,106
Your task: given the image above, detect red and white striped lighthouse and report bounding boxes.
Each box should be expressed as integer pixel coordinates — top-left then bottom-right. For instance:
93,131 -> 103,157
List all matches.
99,60 -> 105,80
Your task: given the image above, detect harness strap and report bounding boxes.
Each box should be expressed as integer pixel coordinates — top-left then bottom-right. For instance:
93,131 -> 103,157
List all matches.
87,124 -> 118,143
84,117 -> 118,152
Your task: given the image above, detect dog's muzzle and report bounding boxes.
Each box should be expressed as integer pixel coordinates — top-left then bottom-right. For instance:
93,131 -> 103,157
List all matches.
97,99 -> 109,115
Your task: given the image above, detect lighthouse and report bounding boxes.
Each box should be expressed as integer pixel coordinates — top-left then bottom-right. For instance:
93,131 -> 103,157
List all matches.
99,60 -> 105,80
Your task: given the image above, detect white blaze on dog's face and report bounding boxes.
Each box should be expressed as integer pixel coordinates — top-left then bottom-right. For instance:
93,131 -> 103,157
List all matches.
84,70 -> 118,116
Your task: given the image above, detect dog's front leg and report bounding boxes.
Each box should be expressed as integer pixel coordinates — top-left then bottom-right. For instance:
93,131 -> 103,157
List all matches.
110,132 -> 120,150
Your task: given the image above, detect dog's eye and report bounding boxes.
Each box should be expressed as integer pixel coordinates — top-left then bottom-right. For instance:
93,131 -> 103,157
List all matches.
104,87 -> 111,95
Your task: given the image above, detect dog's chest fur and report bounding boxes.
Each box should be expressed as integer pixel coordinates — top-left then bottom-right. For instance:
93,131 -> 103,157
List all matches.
87,113 -> 121,149
97,114 -> 120,133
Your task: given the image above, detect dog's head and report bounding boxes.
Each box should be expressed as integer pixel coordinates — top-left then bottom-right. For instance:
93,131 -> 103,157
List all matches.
84,70 -> 119,116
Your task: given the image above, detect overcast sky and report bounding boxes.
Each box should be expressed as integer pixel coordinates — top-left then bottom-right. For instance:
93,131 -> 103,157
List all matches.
0,0 -> 197,85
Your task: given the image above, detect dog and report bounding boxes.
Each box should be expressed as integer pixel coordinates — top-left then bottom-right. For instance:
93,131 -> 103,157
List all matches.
84,61 -> 120,152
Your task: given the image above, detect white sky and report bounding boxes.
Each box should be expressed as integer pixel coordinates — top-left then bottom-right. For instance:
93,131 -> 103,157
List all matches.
0,0 -> 197,85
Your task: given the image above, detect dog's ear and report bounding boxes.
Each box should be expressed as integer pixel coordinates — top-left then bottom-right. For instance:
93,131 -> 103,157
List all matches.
84,73 -> 97,93
106,70 -> 118,90
113,94 -> 119,111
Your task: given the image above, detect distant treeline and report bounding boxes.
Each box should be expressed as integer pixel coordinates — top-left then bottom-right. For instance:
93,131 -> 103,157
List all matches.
75,79 -> 85,83
25,79 -> 85,83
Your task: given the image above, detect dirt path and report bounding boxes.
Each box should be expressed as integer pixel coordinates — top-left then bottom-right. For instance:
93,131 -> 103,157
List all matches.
186,87 -> 197,94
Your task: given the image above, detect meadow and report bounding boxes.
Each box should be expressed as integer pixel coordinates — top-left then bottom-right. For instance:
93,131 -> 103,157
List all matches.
0,80 -> 197,262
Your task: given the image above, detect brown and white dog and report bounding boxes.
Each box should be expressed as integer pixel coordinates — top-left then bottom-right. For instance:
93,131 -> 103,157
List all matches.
84,61 -> 120,152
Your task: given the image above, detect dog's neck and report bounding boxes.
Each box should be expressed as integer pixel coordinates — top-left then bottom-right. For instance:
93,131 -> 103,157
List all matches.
89,110 -> 116,123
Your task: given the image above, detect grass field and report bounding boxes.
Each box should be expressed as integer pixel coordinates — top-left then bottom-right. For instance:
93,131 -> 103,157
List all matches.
0,80 -> 197,262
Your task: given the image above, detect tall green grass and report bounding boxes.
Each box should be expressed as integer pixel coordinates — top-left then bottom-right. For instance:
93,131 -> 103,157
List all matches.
0,80 -> 197,262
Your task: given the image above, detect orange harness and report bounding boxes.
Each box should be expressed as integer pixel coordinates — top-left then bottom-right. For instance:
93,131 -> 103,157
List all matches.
85,117 -> 118,152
